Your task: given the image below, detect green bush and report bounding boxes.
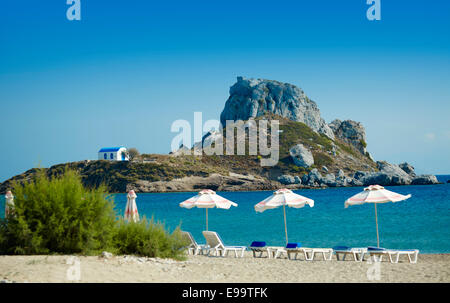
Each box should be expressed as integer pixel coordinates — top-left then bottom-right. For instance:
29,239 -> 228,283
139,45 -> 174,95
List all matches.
0,168 -> 190,259
112,217 -> 188,260
335,141 -> 360,158
313,152 -> 334,167
0,168 -> 116,255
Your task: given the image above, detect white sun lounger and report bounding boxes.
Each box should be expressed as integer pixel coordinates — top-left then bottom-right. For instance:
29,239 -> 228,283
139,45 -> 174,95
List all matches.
202,231 -> 246,258
272,243 -> 333,261
301,248 -> 333,261
364,247 -> 419,263
273,246 -> 301,260
333,246 -> 367,262
389,249 -> 419,263
266,246 -> 285,258
268,243 -> 301,259
181,231 -> 209,255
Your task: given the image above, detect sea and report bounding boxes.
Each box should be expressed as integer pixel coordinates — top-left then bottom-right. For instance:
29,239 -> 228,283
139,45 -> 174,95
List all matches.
1,175 -> 449,253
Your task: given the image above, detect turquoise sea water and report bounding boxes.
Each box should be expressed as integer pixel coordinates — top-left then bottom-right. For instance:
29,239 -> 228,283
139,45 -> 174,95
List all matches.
1,177 -> 449,253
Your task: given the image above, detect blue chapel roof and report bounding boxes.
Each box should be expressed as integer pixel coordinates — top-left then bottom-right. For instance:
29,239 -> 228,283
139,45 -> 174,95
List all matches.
98,146 -> 125,153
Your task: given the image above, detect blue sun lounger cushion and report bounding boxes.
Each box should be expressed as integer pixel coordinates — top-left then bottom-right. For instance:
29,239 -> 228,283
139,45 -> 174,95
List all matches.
286,243 -> 301,249
250,241 -> 266,247
368,246 -> 386,251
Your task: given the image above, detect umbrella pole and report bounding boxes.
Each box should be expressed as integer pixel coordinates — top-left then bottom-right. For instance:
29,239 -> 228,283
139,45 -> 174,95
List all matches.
206,208 -> 208,231
374,203 -> 380,247
283,204 -> 288,244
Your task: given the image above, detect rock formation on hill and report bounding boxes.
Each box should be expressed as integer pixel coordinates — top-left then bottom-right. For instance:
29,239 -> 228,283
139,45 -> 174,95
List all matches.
220,77 -> 335,139
289,144 -> 314,167
329,119 -> 367,155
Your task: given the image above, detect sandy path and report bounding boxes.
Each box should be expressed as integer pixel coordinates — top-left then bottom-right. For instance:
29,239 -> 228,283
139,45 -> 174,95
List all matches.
0,253 -> 449,283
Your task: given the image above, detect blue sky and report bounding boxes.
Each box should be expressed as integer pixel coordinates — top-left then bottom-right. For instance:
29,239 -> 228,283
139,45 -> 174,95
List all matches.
0,0 -> 449,182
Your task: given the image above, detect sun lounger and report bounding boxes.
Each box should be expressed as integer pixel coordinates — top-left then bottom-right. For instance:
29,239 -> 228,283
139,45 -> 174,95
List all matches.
266,246 -> 284,258
202,231 -> 246,258
248,241 -> 268,258
273,243 -> 333,261
273,243 -> 303,259
181,231 -> 209,255
333,246 -> 367,262
389,249 -> 419,263
365,246 -> 395,263
301,247 -> 334,261
365,246 -> 419,263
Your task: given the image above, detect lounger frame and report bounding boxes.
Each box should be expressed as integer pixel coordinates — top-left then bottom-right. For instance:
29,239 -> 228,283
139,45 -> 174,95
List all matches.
181,231 -> 209,255
301,248 -> 333,261
334,248 -> 367,262
202,231 -> 246,258
364,249 -> 419,263
274,247 -> 333,261
249,246 -> 269,258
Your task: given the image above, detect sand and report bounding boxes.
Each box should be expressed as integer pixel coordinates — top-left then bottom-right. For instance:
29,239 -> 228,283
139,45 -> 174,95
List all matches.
0,252 -> 449,283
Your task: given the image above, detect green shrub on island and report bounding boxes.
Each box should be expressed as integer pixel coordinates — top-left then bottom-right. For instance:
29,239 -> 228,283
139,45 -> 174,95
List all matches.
112,218 -> 188,260
0,168 -> 189,259
313,152 -> 334,167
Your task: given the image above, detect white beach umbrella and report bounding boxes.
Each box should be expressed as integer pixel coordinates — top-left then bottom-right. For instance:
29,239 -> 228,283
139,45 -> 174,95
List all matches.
4,191 -> 14,217
345,184 -> 411,247
255,188 -> 314,244
124,190 -> 140,222
179,189 -> 237,231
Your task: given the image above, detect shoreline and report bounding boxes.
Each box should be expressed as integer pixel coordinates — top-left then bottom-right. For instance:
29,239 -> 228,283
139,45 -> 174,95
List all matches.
1,253 -> 449,283
107,183 -> 447,195
3,183 -> 447,196
1,160 -> 446,195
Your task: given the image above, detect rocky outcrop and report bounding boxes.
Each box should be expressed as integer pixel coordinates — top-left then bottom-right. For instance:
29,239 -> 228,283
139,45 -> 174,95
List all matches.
321,173 -> 337,187
336,170 -> 353,187
127,173 -> 278,192
289,144 -> 314,167
357,171 -> 394,186
289,159 -> 440,188
411,175 -> 439,185
348,161 -> 410,186
300,169 -> 351,187
376,161 -> 412,185
277,175 -> 301,185
348,162 -> 439,186
220,77 -> 334,139
301,169 -> 322,187
399,162 -> 417,178
329,119 -> 367,154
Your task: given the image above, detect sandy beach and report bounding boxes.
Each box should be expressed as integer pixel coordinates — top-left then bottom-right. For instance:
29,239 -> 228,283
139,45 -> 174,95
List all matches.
0,252 -> 449,283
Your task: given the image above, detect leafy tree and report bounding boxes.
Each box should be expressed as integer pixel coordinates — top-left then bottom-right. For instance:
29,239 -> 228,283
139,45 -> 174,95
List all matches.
128,148 -> 140,161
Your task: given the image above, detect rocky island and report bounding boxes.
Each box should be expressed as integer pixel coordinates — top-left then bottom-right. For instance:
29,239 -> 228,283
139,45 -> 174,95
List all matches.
0,77 -> 440,193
